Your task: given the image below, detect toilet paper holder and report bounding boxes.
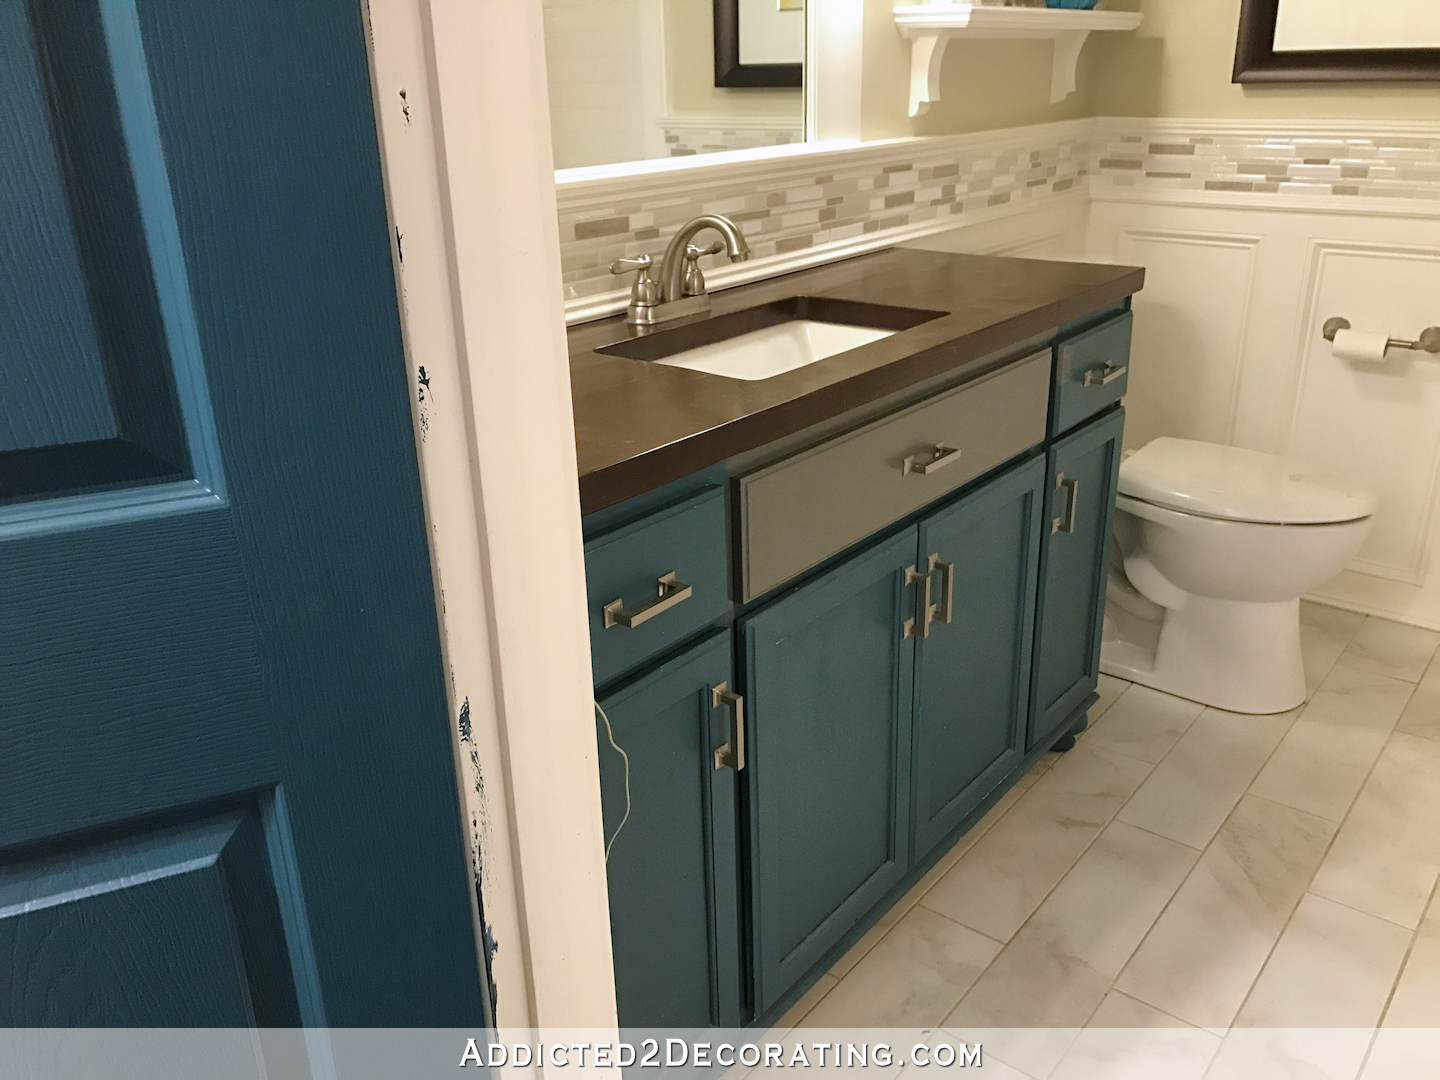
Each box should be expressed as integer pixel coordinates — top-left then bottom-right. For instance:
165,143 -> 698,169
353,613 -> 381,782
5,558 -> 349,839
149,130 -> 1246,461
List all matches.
1322,317 -> 1440,354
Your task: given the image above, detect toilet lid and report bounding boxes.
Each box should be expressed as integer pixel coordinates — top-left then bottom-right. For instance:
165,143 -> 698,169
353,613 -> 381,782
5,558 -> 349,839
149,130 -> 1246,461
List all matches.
1119,438 -> 1377,525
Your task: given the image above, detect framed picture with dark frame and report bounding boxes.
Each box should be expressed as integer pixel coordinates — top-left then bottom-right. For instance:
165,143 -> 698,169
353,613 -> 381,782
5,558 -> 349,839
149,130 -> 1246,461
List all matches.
713,0 -> 802,89
1234,0 -> 1440,83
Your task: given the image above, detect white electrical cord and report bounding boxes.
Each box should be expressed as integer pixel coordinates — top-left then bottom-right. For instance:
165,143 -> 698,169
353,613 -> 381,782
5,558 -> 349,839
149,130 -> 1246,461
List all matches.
595,700 -> 631,863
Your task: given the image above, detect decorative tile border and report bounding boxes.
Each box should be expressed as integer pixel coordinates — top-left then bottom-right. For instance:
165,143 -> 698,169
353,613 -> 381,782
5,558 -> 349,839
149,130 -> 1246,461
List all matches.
1092,119 -> 1440,204
558,118 -> 1440,322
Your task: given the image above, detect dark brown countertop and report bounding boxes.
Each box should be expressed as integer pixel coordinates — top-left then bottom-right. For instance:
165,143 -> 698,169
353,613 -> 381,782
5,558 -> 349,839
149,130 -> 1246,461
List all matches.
570,248 -> 1144,515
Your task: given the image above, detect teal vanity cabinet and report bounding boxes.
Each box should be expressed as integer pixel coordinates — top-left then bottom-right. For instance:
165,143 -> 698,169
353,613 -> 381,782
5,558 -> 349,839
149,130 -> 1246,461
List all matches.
1028,310 -> 1132,751
595,632 -> 744,1028
577,287 -> 1138,1030
584,485 -> 744,1029
740,530 -> 918,1016
911,456 -> 1046,857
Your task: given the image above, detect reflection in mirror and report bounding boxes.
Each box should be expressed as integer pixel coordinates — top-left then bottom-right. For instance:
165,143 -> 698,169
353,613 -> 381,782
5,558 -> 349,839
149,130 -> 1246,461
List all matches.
543,0 -> 805,171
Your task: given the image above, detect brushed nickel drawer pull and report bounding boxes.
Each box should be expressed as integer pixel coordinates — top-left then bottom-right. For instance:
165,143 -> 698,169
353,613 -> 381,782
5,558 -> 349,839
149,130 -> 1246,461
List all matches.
603,572 -> 692,629
902,443 -> 962,476
1054,473 -> 1080,534
712,682 -> 745,771
903,564 -> 933,639
929,552 -> 954,626
1084,362 -> 1128,387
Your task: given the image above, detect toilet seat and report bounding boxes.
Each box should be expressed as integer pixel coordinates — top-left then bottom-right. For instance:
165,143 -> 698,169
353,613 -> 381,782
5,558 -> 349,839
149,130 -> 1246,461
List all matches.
1119,437 -> 1376,525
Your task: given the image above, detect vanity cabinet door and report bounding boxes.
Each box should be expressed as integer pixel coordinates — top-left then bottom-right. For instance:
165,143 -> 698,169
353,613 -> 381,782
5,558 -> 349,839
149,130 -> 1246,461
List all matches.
595,631 -> 743,1029
1029,407 -> 1125,751
911,456 -> 1045,863
740,530 -> 917,1016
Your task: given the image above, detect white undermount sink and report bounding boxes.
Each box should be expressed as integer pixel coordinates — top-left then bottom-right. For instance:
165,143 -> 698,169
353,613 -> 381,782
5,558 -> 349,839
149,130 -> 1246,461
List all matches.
652,320 -> 897,381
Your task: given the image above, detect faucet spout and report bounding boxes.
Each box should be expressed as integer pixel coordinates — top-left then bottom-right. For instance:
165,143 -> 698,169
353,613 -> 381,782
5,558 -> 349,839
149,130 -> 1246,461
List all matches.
657,215 -> 751,303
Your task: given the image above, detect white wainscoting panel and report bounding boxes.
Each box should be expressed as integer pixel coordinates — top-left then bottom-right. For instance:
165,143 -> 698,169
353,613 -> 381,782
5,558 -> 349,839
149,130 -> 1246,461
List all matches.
1288,242 -> 1440,588
1110,228 -> 1261,452
1085,196 -> 1440,629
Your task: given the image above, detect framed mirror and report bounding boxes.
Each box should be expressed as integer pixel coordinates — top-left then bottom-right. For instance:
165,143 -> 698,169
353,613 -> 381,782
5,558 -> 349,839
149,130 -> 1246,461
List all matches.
714,0 -> 803,88
543,0 -> 805,171
1234,0 -> 1440,82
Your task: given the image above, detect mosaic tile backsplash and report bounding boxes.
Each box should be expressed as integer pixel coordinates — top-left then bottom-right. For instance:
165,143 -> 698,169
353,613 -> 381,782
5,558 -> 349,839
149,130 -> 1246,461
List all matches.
557,129 -> 1089,304
558,120 -> 1440,313
659,118 -> 803,158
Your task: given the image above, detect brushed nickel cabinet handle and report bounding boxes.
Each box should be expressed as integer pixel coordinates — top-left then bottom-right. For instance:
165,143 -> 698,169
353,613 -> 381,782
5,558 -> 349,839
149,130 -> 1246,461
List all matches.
1053,473 -> 1080,534
1084,362 -> 1127,387
929,553 -> 954,626
903,564 -> 933,639
603,571 -> 692,628
902,443 -> 962,476
712,682 -> 745,771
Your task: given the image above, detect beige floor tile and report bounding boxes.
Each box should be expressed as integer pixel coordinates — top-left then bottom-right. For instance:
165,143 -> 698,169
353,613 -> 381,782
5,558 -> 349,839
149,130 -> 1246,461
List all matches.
920,745 -> 1152,942
1364,1030 -> 1440,1080
1050,1015 -> 1219,1080
1206,1029 -> 1374,1080
1089,673 -> 1130,724
1234,893 -> 1412,1027
1087,989 -> 1198,1028
1079,685 -> 1203,765
1398,653 -> 1440,742
1310,732 -> 1440,929
1383,887 -> 1440,1027
1113,795 -> 1337,1030
947,1028 -> 1078,1080
944,822 -> 1197,1029
1116,706 -> 1296,850
803,905 -> 1001,1028
774,972 -> 838,1029
1248,661 -> 1413,822
1299,600 -> 1367,697
1340,616 -> 1440,684
830,782 -> 1027,979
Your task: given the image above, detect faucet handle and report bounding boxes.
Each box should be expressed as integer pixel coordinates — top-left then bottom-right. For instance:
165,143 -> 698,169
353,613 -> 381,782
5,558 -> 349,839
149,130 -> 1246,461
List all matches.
681,242 -> 726,297
609,255 -> 661,311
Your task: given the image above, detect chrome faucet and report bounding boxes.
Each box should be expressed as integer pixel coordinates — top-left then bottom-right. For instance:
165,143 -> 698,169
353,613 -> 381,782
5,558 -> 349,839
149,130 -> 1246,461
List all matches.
609,214 -> 752,326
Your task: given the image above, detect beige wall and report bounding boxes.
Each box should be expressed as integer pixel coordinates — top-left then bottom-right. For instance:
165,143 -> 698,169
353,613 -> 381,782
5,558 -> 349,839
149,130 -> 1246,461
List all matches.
1088,0 -> 1440,121
665,0 -> 802,118
859,0 -> 1440,142
860,0 -> 1099,140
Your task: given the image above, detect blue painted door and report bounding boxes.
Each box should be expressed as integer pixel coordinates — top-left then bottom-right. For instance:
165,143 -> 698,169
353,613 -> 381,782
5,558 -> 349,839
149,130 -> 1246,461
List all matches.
741,530 -> 916,1016
911,457 -> 1045,861
0,1 -> 486,1026
595,632 -> 743,1028
1030,407 -> 1126,751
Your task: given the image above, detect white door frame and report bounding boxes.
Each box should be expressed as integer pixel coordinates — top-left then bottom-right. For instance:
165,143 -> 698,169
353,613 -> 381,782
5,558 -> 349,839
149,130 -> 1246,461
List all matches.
365,0 -> 617,1030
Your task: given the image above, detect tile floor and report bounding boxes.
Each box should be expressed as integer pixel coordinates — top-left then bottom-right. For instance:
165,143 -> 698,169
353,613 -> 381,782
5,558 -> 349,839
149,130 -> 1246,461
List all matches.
769,602 -> 1440,1078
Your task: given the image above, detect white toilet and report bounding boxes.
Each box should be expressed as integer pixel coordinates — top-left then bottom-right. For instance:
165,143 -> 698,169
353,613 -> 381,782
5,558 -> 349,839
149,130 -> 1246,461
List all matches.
1101,438 -> 1376,715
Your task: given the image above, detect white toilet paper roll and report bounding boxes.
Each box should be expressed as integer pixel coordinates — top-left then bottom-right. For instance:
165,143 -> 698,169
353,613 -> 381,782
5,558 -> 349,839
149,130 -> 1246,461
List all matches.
1331,328 -> 1390,364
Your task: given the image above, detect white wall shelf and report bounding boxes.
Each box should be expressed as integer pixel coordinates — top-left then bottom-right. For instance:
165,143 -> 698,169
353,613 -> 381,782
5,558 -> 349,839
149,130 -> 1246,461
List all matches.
894,4 -> 1143,115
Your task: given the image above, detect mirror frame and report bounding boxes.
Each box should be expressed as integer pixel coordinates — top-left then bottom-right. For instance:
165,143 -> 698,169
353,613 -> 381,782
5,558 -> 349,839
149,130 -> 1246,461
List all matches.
1234,0 -> 1440,82
713,0 -> 802,88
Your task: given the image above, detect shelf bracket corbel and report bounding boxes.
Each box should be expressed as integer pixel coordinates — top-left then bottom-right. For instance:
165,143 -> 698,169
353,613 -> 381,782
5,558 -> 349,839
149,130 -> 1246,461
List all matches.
907,30 -> 950,118
1050,29 -> 1089,105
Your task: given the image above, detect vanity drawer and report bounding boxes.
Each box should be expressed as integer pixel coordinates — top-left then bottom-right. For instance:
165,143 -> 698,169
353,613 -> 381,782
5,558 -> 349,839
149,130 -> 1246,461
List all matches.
1053,311 -> 1132,435
738,351 -> 1050,602
585,487 -> 729,687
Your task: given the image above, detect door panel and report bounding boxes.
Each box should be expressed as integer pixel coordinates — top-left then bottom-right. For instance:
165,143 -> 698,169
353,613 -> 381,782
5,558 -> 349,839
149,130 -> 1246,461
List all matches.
0,0 -> 485,1026
1030,407 -> 1125,751
742,530 -> 916,1015
912,456 -> 1045,861
596,632 -> 742,1029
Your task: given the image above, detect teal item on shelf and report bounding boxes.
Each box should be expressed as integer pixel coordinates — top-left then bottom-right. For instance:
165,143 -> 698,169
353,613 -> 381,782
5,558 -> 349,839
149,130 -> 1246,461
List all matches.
1047,0 -> 1099,7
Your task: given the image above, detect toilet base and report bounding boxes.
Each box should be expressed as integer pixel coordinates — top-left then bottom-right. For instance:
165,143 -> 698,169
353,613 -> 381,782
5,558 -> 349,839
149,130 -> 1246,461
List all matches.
1101,592 -> 1306,715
